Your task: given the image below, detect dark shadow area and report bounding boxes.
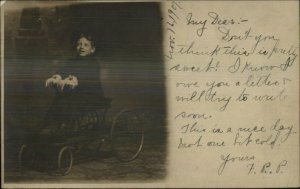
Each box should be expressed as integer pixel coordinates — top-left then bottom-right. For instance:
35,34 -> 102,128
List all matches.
4,2 -> 166,182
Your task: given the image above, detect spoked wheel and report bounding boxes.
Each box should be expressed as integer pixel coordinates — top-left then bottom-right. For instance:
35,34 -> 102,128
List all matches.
18,144 -> 35,171
111,110 -> 144,162
53,146 -> 73,176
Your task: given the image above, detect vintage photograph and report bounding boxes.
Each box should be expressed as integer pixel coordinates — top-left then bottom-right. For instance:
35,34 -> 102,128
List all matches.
3,1 -> 166,182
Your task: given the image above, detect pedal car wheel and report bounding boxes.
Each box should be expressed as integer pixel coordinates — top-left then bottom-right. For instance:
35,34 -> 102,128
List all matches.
18,144 -> 35,170
111,110 -> 144,162
57,146 -> 73,175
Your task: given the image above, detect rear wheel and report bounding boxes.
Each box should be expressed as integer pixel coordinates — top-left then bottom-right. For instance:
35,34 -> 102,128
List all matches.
18,144 -> 35,171
111,110 -> 144,162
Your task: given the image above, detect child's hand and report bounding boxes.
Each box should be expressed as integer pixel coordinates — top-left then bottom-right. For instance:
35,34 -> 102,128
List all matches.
45,74 -> 62,88
60,75 -> 78,91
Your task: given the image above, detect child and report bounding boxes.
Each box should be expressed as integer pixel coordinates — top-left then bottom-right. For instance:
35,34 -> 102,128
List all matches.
44,33 -> 104,135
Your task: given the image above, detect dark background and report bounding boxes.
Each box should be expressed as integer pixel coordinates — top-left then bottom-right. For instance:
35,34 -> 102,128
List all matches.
4,2 -> 166,182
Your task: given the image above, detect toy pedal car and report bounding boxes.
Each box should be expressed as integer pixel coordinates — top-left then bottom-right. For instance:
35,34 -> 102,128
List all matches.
18,98 -> 144,175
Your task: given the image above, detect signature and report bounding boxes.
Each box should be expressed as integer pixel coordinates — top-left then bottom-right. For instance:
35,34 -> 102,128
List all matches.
218,153 -> 255,175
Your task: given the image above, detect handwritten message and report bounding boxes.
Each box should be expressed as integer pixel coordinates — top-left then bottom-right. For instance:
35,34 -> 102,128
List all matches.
164,1 -> 299,186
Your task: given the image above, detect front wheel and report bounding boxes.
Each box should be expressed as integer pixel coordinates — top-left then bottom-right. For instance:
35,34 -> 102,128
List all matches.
111,110 -> 144,162
52,146 -> 73,175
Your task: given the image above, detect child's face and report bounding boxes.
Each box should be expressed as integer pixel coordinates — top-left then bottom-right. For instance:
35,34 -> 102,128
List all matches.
76,37 -> 95,56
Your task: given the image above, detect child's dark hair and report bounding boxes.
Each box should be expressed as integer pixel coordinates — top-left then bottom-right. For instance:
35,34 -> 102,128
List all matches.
72,32 -> 96,48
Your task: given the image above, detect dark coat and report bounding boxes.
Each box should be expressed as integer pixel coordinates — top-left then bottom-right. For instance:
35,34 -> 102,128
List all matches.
45,55 -> 105,128
60,55 -> 104,112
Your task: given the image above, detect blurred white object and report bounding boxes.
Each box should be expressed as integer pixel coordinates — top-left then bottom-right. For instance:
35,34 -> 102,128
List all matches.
61,75 -> 78,90
45,74 -> 62,88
